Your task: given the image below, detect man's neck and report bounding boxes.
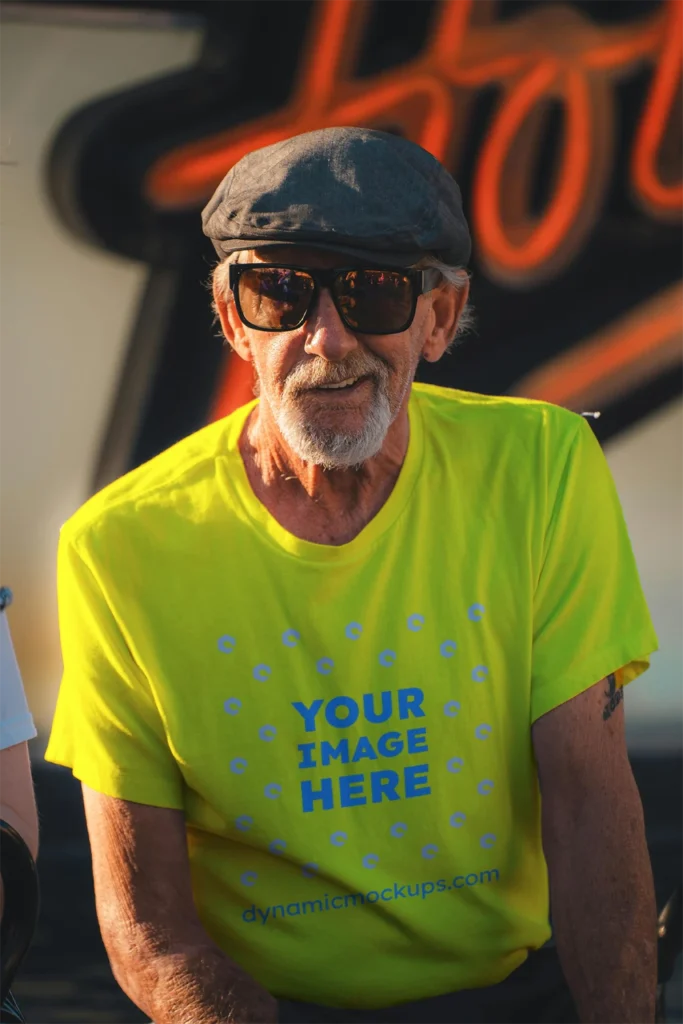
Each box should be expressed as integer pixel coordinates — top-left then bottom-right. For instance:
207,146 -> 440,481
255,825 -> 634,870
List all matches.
238,400 -> 410,546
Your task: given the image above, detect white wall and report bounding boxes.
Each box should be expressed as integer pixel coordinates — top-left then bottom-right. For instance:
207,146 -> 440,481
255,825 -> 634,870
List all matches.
0,15 -> 201,735
605,401 -> 683,752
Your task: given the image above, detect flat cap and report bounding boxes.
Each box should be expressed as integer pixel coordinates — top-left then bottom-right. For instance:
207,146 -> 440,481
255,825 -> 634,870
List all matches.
201,127 -> 471,268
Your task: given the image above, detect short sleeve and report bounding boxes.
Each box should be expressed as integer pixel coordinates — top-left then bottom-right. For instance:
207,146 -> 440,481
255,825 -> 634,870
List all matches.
0,609 -> 37,750
45,531 -> 184,808
531,416 -> 658,723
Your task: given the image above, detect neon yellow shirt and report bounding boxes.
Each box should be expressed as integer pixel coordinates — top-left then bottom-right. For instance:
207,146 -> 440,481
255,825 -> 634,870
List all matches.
46,384 -> 657,1008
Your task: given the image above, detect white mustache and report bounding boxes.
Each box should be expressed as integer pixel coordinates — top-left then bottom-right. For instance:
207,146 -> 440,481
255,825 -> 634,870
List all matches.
285,358 -> 388,395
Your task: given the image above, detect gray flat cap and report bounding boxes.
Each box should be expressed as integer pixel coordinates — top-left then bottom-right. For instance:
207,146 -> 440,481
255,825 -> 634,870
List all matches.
201,127 -> 471,268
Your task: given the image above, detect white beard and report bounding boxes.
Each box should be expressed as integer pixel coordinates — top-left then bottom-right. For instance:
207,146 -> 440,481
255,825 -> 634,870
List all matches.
273,387 -> 394,469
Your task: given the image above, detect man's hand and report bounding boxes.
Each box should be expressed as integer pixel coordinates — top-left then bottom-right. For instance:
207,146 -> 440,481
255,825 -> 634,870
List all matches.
82,786 -> 278,1024
533,677 -> 657,1024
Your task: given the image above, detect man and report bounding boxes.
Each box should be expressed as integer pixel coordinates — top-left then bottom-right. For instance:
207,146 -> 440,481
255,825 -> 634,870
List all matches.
46,128 -> 658,1024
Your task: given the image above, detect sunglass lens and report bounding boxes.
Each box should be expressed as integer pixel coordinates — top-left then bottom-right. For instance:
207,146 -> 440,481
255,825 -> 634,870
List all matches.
239,268 -> 314,330
334,270 -> 414,333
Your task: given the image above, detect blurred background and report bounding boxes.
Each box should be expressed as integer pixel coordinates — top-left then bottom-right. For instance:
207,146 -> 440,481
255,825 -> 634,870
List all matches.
0,0 -> 681,1020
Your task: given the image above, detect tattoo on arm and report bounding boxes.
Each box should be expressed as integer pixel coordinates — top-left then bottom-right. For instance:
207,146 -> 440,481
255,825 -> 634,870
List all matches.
602,673 -> 624,721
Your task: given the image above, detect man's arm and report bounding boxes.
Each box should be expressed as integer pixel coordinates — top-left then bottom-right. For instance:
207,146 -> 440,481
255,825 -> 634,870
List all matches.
532,676 -> 657,1024
82,786 -> 277,1024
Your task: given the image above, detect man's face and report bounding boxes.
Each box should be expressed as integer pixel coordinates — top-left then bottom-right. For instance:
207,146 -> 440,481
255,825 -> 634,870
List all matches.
221,246 -> 449,469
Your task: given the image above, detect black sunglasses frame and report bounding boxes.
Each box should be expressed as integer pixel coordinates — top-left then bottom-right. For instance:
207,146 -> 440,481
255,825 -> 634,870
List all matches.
228,263 -> 442,335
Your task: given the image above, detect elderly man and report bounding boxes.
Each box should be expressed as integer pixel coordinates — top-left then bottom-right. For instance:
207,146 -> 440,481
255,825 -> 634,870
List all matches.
47,128 -> 658,1024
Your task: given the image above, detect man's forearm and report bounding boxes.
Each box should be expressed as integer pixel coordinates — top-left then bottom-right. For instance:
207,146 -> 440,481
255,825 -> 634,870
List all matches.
111,938 -> 278,1024
545,778 -> 657,1023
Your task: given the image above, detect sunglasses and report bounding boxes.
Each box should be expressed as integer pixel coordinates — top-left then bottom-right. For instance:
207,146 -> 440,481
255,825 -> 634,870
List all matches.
228,264 -> 442,335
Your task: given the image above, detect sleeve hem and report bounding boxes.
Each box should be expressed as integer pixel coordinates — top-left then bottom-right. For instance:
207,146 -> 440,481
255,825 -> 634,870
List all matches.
0,716 -> 38,750
44,750 -> 184,810
531,635 -> 658,723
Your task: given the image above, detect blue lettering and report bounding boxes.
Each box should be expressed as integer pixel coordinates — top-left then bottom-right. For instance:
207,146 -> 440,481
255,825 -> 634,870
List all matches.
398,687 -> 425,720
370,769 -> 400,803
344,893 -> 364,907
331,896 -> 344,909
404,764 -> 431,798
297,742 -> 317,768
320,739 -> 349,766
362,691 -> 393,723
301,777 -> 334,812
339,774 -> 366,807
352,736 -> 378,762
325,696 -> 359,728
292,698 -> 324,732
376,731 -> 403,757
407,727 -> 428,754
381,888 -> 393,901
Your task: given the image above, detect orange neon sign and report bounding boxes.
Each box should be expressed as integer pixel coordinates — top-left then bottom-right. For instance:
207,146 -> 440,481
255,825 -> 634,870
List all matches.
140,0 -> 682,421
146,0 -> 682,289
511,281 -> 683,411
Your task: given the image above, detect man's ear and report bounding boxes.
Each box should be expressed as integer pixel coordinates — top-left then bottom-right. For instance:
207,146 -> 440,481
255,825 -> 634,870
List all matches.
422,277 -> 470,363
212,275 -> 253,363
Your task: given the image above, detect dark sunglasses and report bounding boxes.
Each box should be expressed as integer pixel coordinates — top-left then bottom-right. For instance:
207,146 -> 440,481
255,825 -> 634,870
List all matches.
228,264 -> 442,335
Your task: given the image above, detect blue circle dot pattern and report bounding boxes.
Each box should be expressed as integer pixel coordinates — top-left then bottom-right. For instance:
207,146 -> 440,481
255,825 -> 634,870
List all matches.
235,815 -> 253,832
316,657 -> 334,675
450,812 -> 466,828
478,779 -> 494,796
378,649 -> 397,667
345,622 -> 363,640
407,614 -> 424,632
330,831 -> 347,847
475,724 -> 492,740
264,783 -> 282,799
253,663 -> 271,682
421,844 -> 438,859
230,758 -> 248,774
302,863 -> 318,878
444,701 -> 461,717
471,665 -> 489,683
282,629 -> 300,647
362,854 -> 379,869
390,822 -> 407,838
440,640 -> 457,658
223,698 -> 241,715
269,839 -> 286,856
447,757 -> 464,773
218,635 -> 236,654
259,725 -> 277,741
468,603 -> 485,622
480,833 -> 496,849
241,871 -> 257,886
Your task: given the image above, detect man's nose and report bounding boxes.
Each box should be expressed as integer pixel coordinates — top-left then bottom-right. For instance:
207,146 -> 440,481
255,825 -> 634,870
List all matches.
303,288 -> 359,362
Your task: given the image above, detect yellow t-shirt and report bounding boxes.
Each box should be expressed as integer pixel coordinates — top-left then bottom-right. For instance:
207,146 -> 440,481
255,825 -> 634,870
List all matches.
46,384 -> 657,1008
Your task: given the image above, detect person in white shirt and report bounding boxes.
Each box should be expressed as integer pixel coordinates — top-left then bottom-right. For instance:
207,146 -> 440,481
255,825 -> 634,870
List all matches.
0,587 -> 39,1022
